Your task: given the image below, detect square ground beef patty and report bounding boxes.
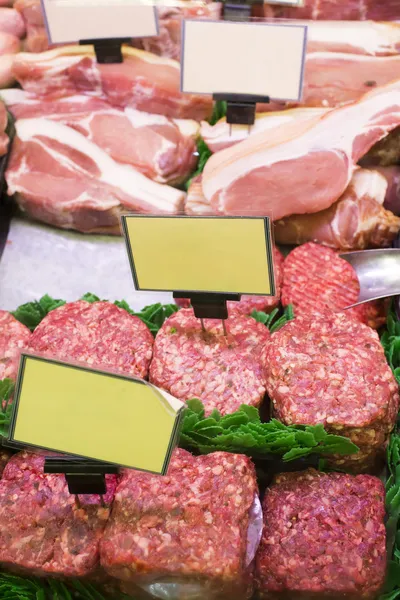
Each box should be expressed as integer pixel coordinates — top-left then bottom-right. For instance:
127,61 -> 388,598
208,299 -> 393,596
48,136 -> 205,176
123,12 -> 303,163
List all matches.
100,449 -> 258,599
0,451 -> 117,577
256,469 -> 386,600
150,309 -> 270,415
262,312 -> 399,469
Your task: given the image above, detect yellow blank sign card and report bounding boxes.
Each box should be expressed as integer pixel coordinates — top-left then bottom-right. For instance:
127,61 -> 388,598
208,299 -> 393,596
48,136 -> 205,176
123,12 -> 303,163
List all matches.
122,215 -> 275,296
9,355 -> 184,475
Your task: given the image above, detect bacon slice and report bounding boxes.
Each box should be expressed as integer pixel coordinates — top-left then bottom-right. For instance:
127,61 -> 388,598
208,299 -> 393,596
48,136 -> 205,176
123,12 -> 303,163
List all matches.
274,168 -> 400,250
202,81 -> 400,221
5,118 -> 185,234
12,45 -> 213,120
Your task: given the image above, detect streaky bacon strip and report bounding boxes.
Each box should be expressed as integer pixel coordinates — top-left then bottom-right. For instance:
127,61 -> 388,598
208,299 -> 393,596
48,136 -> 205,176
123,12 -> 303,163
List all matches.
5,118 -> 186,234
12,45 -> 213,120
201,79 -> 400,221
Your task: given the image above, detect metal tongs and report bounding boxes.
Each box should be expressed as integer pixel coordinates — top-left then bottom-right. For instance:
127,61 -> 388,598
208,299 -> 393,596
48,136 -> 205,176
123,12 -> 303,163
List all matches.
341,248 -> 400,317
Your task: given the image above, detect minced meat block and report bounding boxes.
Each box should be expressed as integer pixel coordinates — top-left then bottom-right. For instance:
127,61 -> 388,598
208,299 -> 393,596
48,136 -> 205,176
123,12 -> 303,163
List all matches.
149,308 -> 270,415
256,469 -> 386,599
262,312 -> 398,469
0,311 -> 31,380
281,241 -> 387,329
29,300 -> 154,379
176,246 -> 284,316
100,449 -> 258,600
0,450 -> 117,577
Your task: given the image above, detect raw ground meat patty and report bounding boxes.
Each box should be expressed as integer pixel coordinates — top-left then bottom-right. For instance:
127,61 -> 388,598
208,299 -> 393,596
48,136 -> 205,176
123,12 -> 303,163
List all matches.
175,246 -> 284,316
0,450 -> 117,577
101,448 -> 257,600
281,242 -> 387,329
256,469 -> 386,600
0,310 -> 31,380
28,301 -> 153,379
149,308 -> 270,415
263,312 -> 398,469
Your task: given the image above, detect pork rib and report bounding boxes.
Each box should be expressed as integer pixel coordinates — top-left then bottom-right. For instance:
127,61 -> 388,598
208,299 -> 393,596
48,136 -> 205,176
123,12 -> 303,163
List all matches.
1,90 -> 199,184
5,118 -> 185,234
12,45 -> 213,120
201,80 -> 400,221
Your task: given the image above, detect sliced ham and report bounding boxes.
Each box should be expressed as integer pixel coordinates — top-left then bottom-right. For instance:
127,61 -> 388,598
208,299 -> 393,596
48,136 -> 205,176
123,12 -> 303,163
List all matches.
0,90 -> 199,184
274,168 -> 400,250
5,118 -> 186,234
12,45 -> 213,121
201,80 -> 400,221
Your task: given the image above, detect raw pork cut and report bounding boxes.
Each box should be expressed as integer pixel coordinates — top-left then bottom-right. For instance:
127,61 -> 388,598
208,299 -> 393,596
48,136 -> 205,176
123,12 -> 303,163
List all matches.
0,450 -> 117,577
0,8 -> 25,38
0,90 -> 199,184
134,2 -> 222,61
304,20 -> 400,55
201,81 -> 400,221
5,118 -> 186,234
12,45 -> 213,120
269,0 -> 400,21
274,168 -> 400,249
201,107 -> 328,154
14,0 -> 48,52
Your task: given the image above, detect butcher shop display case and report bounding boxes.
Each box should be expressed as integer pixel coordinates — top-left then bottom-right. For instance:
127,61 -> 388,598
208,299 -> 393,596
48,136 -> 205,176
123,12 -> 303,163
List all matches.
0,0 -> 400,598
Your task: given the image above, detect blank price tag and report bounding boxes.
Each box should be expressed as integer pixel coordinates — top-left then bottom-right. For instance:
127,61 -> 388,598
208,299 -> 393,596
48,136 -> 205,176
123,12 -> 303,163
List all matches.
9,355 -> 184,475
41,0 -> 158,44
122,215 -> 275,296
181,20 -> 307,101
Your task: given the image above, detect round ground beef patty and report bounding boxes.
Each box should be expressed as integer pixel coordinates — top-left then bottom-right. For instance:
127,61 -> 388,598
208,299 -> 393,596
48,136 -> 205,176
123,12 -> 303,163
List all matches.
0,310 -> 31,380
29,301 -> 153,379
150,308 -> 270,415
175,246 -> 284,316
262,312 -> 398,467
256,469 -> 386,600
281,241 -> 386,329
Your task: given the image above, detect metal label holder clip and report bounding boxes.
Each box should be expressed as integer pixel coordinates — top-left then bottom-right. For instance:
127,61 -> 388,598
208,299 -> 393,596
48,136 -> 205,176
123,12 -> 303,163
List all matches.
213,92 -> 270,126
173,291 -> 241,334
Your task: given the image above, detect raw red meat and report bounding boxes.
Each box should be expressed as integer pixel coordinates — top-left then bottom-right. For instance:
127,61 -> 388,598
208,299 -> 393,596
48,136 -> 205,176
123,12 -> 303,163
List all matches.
281,242 -> 387,328
1,90 -> 199,185
5,118 -> 186,234
0,310 -> 31,381
149,308 -> 270,415
262,312 -> 399,468
100,448 -> 257,600
29,301 -> 154,379
0,450 -> 117,577
12,45 -> 213,120
274,168 -> 400,250
202,80 -> 400,221
256,469 -> 386,599
271,0 -> 400,21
